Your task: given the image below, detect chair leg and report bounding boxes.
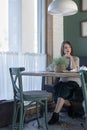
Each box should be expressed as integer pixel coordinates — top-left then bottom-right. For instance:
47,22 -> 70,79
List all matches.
36,102 -> 40,128
12,101 -> 18,130
44,100 -> 48,130
19,103 -> 24,130
85,117 -> 87,130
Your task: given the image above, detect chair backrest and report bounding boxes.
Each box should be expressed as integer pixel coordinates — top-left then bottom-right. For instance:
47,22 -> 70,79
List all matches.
79,70 -> 87,113
9,67 -> 25,101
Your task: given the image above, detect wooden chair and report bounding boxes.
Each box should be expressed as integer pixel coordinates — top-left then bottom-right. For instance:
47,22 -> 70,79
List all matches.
9,67 -> 49,130
79,70 -> 87,130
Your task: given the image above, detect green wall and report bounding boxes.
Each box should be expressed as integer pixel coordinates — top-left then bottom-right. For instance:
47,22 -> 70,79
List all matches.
64,0 -> 87,56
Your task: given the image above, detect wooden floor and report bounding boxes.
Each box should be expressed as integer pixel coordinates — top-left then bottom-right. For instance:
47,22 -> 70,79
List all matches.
0,112 -> 85,130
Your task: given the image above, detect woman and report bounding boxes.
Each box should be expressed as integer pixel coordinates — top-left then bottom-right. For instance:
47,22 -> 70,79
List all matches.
48,41 -> 83,125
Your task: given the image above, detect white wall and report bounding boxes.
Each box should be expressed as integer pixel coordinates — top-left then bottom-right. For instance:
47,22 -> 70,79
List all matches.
53,15 -> 63,58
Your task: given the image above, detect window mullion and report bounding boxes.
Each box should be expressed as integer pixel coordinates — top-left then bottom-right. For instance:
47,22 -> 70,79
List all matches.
37,0 -> 46,54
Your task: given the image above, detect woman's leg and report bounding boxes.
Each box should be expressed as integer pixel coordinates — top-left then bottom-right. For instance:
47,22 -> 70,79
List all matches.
48,97 -> 71,125
54,97 -> 71,113
54,97 -> 65,113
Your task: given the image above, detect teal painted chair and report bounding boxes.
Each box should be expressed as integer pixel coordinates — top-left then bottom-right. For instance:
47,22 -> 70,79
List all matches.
79,70 -> 87,130
9,67 -> 49,130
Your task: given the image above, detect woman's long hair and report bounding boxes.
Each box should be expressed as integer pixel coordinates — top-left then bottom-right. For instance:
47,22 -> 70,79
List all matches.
61,41 -> 74,56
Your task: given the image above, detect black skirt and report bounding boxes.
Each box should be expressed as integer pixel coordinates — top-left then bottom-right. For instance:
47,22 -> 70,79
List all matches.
53,81 -> 83,103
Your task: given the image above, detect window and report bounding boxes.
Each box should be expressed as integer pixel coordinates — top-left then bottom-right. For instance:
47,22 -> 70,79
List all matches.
0,0 -> 46,53
0,0 -> 46,100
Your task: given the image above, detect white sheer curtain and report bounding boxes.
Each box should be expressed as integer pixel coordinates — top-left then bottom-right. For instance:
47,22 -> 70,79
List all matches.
0,52 -> 46,100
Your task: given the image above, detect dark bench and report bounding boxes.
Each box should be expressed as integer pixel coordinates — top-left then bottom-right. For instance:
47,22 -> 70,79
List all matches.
0,100 -> 13,127
79,56 -> 87,67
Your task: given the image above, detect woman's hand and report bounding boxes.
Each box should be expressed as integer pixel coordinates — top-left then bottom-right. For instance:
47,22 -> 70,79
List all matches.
64,54 -> 77,70
64,52 -> 72,59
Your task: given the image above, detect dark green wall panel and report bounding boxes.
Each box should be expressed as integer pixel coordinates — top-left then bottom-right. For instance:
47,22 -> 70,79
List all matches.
64,0 -> 87,56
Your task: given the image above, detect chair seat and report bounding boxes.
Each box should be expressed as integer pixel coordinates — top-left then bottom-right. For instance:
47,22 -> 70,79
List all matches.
23,90 -> 50,99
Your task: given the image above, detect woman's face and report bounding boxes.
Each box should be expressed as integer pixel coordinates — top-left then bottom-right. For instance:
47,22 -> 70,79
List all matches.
63,43 -> 71,55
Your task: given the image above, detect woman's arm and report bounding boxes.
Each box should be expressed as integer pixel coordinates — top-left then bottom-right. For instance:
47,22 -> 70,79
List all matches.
64,53 -> 79,70
70,56 -> 79,70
